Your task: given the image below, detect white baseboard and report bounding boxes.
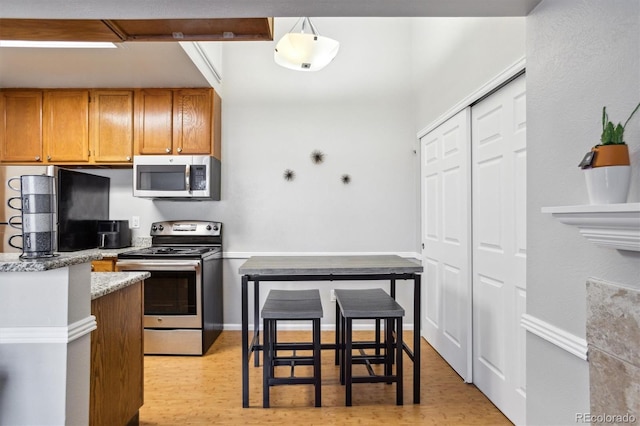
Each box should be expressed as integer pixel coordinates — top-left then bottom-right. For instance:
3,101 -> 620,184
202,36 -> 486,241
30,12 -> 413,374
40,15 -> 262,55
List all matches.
224,323 -> 414,332
521,313 -> 588,360
0,315 -> 97,344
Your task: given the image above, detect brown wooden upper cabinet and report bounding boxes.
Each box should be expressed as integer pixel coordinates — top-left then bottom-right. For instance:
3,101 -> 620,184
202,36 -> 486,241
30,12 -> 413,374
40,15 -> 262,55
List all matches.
135,88 -> 221,159
44,90 -> 91,163
90,90 -> 134,164
1,87 -> 219,165
0,90 -> 44,163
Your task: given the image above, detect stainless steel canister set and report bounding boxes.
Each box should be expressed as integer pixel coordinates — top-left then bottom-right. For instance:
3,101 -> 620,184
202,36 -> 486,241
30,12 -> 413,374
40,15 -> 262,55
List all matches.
7,175 -> 58,259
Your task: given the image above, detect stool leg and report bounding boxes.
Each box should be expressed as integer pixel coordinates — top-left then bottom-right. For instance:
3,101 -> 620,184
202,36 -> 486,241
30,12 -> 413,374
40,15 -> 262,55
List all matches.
263,318 -> 271,408
396,317 -> 403,406
273,319 -> 278,360
345,317 -> 353,407
313,318 -> 322,407
385,318 -> 393,381
375,318 -> 381,357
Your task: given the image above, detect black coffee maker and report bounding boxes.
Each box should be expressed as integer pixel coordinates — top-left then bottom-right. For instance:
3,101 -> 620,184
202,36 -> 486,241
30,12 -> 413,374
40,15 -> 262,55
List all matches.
97,220 -> 131,249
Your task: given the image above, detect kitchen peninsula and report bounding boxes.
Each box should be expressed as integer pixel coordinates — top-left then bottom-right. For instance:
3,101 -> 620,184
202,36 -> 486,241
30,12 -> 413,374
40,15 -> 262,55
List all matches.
0,251 -> 149,426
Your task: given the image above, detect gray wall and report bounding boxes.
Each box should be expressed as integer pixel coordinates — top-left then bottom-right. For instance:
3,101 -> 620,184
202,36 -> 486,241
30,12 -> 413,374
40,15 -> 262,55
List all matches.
527,0 -> 640,424
92,18 -> 420,329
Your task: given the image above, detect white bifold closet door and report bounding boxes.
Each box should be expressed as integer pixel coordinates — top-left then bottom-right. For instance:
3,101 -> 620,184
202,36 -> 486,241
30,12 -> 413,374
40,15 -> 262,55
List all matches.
471,73 -> 527,426
420,107 -> 472,382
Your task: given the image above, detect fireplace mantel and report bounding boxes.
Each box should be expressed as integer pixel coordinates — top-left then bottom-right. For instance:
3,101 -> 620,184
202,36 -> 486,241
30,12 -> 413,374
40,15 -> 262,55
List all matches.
542,203 -> 640,252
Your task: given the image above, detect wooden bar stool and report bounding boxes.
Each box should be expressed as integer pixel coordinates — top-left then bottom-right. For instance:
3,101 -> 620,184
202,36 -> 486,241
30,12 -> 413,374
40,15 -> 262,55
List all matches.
261,289 -> 323,408
334,288 -> 404,406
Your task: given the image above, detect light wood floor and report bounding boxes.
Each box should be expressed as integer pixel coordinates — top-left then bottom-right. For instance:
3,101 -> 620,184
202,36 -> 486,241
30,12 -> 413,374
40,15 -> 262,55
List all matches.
139,330 -> 511,425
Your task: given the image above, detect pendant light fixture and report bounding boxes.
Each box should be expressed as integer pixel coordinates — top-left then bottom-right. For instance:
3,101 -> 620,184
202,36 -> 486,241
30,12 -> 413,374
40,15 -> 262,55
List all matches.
274,17 -> 340,72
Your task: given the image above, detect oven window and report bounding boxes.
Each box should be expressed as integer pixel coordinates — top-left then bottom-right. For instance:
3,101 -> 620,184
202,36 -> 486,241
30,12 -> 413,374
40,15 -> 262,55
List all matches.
144,271 -> 197,315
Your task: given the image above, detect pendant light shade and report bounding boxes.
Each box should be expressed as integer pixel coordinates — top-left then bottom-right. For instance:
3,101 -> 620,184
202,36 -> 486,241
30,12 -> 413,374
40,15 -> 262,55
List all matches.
274,18 -> 340,72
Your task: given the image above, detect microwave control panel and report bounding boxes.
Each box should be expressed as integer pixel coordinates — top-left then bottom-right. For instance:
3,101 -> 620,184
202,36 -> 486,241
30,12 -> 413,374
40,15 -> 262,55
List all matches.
190,165 -> 208,190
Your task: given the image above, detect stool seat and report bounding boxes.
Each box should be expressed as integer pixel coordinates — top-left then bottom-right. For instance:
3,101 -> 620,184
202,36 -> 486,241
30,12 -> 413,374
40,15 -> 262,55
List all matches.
335,288 -> 404,318
262,290 -> 323,319
261,289 -> 323,408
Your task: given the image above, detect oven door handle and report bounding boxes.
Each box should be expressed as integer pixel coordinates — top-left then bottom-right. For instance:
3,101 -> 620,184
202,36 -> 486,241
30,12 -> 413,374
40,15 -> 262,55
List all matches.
116,260 -> 201,271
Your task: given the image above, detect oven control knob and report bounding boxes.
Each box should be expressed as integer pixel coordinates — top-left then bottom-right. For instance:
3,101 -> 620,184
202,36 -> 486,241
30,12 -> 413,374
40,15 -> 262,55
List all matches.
213,225 -> 219,231
151,225 -> 157,231
206,224 -> 212,230
158,225 -> 164,231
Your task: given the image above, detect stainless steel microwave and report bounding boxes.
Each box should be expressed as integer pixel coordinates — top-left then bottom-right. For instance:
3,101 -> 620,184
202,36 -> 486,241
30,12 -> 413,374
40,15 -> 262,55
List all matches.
133,155 -> 221,200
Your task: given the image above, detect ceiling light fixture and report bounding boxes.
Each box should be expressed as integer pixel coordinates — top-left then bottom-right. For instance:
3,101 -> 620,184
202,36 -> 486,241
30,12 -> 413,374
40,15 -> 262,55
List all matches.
0,40 -> 117,49
274,17 -> 339,72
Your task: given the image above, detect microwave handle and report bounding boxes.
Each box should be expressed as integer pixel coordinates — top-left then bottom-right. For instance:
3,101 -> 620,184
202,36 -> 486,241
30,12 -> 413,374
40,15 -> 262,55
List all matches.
185,165 -> 191,192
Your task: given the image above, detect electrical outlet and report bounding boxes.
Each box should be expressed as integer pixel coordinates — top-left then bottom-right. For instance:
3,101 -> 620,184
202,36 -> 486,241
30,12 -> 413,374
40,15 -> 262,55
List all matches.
330,289 -> 336,302
131,216 -> 140,229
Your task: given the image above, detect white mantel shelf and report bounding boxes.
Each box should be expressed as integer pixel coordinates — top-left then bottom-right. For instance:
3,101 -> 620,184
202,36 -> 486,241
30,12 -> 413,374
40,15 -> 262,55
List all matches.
542,203 -> 640,252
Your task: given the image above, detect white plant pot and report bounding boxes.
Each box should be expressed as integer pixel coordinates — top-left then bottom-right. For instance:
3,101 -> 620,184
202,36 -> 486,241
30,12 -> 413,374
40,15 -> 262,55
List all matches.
584,165 -> 631,204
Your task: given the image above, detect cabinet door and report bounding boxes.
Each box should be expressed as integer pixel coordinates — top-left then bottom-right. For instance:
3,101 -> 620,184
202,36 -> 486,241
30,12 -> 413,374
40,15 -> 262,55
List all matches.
135,89 -> 174,155
44,90 -> 90,162
91,90 -> 134,163
0,90 -> 44,163
173,89 -> 213,155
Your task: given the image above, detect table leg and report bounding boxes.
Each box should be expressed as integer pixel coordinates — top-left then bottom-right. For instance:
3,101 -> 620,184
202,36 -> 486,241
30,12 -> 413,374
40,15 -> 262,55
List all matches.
254,279 -> 260,367
414,274 -> 421,404
241,275 -> 249,408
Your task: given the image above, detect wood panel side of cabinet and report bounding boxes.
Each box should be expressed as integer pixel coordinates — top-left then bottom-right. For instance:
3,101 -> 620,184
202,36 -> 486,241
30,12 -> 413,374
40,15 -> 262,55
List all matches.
91,90 -> 134,164
43,90 -> 90,162
0,90 -> 44,163
134,89 -> 174,155
173,88 -> 213,155
212,89 -> 222,160
90,281 -> 144,426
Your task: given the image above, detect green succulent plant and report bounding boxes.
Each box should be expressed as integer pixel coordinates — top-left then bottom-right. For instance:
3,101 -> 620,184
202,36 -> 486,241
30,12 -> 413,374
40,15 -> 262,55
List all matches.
600,102 -> 640,145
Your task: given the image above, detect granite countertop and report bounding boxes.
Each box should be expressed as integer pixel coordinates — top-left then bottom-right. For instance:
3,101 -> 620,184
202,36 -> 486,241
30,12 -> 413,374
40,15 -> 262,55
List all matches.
239,255 -> 423,276
91,271 -> 150,300
0,237 -> 153,271
0,249 -> 103,272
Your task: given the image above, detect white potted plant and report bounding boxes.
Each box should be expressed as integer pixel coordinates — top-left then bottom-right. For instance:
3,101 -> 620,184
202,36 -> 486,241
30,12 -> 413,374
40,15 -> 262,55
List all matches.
580,102 -> 639,204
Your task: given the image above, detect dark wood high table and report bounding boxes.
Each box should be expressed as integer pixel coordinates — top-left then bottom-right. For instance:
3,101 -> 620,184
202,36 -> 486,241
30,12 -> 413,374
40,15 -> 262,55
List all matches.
238,255 -> 423,407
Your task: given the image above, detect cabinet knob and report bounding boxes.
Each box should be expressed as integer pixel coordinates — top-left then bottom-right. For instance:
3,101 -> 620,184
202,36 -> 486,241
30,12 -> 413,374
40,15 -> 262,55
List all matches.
47,155 -> 51,161
177,147 -> 182,153
165,148 -> 171,153
126,156 -> 131,161
35,156 -> 40,161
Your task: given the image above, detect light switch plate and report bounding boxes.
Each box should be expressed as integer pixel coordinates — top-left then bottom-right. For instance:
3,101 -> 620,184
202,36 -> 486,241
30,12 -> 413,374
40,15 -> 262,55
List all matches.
131,216 -> 140,228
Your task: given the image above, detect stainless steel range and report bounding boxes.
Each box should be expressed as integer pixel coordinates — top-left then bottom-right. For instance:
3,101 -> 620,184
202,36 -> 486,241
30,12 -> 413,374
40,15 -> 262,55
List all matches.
116,220 -> 223,356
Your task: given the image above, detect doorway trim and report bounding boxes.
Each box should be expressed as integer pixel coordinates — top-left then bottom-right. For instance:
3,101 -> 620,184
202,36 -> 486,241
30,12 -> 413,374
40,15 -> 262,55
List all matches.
417,56 -> 526,139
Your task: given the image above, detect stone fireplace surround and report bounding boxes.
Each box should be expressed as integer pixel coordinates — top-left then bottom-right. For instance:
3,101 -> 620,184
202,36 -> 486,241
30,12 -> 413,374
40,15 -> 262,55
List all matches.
586,278 -> 640,424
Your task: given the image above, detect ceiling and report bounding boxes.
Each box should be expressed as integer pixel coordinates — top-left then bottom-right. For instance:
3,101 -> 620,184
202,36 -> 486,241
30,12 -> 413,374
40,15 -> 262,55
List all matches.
2,1 -> 541,19
0,0 -> 541,89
